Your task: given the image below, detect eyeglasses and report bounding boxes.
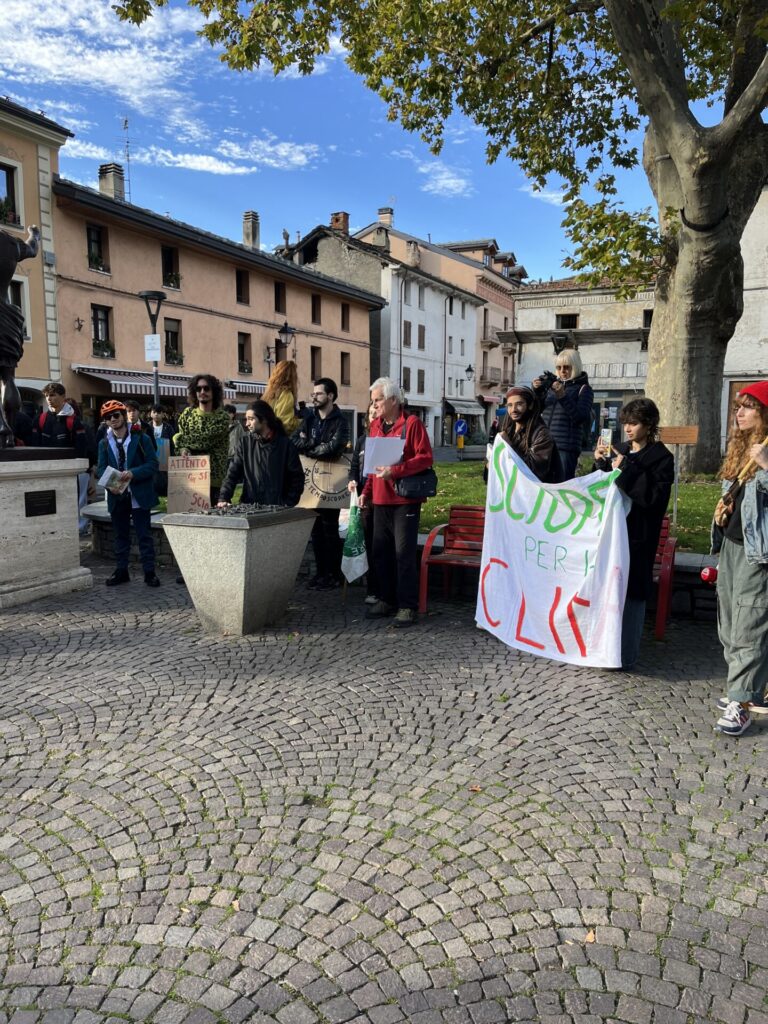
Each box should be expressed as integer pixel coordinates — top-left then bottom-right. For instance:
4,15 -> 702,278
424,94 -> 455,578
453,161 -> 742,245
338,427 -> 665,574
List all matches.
105,412 -> 123,420
196,384 -> 211,392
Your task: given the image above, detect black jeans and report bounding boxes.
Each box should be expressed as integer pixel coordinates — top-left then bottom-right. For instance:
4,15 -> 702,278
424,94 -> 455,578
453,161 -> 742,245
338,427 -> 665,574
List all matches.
360,505 -> 378,598
111,493 -> 155,573
372,503 -> 421,610
312,508 -> 342,579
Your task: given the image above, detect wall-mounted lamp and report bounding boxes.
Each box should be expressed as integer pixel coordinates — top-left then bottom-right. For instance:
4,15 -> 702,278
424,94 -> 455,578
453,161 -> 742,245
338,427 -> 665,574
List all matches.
74,317 -> 84,332
465,364 -> 475,381
551,333 -> 569,354
277,320 -> 297,359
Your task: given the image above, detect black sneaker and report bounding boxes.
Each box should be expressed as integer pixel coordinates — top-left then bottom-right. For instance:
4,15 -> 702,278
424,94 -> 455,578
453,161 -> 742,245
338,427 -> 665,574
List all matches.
307,574 -> 325,589
144,572 -> 161,588
366,600 -> 395,619
176,575 -> 185,585
105,568 -> 130,587
315,576 -> 341,591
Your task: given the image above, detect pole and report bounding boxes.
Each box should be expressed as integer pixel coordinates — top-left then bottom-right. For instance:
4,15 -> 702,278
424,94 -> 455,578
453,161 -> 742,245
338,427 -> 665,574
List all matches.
672,443 -> 680,527
148,308 -> 160,406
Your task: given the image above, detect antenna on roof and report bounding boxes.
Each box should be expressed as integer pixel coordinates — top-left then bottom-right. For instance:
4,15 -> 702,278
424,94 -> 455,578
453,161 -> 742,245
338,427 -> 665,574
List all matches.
121,117 -> 132,203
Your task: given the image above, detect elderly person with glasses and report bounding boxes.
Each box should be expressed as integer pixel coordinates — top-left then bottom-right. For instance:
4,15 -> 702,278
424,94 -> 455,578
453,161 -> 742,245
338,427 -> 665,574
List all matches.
173,373 -> 230,506
532,348 -> 594,480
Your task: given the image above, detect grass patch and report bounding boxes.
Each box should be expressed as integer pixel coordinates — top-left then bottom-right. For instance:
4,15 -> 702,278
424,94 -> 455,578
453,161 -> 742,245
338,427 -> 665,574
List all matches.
423,461 -> 718,554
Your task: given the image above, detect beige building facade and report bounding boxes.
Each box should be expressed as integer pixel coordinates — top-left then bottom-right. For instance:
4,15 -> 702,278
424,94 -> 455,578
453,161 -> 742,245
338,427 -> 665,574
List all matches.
0,98 -> 72,406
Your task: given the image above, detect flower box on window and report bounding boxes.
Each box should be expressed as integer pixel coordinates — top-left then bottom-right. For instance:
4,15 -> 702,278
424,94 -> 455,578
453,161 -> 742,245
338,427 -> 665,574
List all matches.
238,360 -> 252,374
92,342 -> 115,359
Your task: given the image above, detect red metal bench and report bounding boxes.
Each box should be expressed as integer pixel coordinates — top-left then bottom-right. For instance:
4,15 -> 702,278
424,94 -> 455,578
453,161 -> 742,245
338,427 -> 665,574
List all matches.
419,506 -> 678,640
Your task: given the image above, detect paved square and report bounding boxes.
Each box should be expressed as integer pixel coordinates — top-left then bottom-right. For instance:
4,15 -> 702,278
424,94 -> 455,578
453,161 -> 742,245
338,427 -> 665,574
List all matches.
1,557 -> 766,1023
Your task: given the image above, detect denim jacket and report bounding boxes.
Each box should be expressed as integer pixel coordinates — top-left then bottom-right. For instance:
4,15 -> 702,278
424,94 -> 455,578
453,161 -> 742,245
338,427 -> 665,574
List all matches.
711,469 -> 768,564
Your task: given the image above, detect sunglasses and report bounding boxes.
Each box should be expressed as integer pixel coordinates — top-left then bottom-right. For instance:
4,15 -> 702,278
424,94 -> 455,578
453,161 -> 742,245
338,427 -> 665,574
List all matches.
196,384 -> 211,392
105,412 -> 123,420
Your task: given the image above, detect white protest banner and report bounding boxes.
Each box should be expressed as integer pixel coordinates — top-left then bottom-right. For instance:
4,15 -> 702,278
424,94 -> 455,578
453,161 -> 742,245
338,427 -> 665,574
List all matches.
167,454 -> 211,513
475,437 -> 630,667
297,454 -> 352,510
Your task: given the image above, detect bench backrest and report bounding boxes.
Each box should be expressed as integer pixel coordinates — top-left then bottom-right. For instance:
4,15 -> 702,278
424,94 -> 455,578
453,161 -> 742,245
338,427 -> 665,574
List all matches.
654,515 -> 671,569
445,504 -> 486,555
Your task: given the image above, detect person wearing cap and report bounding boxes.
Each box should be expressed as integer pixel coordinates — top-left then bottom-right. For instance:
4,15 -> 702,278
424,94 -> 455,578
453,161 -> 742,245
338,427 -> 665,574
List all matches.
96,400 -> 160,588
710,381 -> 768,736
500,385 -> 561,483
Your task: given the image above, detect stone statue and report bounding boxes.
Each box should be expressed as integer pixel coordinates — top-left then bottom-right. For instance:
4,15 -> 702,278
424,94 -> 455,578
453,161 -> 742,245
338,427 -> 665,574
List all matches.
0,225 -> 40,448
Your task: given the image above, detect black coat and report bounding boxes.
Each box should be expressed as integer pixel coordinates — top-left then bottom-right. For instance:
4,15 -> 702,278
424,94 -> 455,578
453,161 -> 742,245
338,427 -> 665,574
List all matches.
349,432 -> 368,489
540,372 -> 594,455
219,431 -> 305,507
597,440 -> 674,600
291,404 -> 348,459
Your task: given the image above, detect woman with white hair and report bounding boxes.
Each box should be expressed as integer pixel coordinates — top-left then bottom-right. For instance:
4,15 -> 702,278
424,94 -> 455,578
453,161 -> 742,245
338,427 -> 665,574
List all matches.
532,348 -> 594,480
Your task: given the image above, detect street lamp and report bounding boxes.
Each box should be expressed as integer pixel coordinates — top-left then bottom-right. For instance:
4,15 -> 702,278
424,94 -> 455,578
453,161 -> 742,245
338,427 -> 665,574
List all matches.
465,363 -> 475,381
277,320 -> 296,359
139,290 -> 167,405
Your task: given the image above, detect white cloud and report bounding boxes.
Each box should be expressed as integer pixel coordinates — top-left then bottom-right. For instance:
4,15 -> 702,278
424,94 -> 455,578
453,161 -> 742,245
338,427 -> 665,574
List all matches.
61,139 -> 114,161
218,135 -> 320,170
518,183 -> 566,206
132,146 -> 259,176
393,148 -> 473,199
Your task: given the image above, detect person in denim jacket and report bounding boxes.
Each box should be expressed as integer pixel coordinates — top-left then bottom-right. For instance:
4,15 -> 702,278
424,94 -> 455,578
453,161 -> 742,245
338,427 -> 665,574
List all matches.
712,381 -> 768,736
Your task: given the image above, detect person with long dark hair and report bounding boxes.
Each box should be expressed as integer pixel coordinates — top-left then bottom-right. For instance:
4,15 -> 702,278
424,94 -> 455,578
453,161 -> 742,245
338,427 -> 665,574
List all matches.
594,397 -> 673,669
218,399 -> 304,507
500,385 -> 560,483
711,382 -> 768,736
173,373 -> 230,505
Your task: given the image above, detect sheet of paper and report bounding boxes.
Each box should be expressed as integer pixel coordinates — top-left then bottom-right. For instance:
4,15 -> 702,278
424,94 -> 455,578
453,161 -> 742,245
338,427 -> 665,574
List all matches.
365,437 -> 405,471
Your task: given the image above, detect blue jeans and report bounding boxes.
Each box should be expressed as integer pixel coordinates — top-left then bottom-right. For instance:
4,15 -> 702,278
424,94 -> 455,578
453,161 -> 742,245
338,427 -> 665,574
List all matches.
111,493 -> 155,573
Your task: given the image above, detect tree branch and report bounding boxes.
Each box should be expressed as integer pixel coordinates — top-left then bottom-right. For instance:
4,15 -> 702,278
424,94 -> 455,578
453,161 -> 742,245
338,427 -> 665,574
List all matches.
518,1 -> 603,45
713,51 -> 768,153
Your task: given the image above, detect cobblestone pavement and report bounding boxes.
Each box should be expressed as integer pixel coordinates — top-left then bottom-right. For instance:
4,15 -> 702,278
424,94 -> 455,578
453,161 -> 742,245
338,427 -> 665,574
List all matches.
1,557 -> 767,1024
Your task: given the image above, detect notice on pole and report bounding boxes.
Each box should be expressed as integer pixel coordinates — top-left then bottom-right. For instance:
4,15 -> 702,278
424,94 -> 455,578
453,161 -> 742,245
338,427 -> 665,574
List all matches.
144,333 -> 161,361
167,455 -> 210,513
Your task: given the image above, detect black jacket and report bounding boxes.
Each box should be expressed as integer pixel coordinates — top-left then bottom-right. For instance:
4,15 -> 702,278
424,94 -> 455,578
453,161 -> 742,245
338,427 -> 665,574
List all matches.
31,408 -> 90,461
291,404 -> 348,459
596,440 -> 673,599
220,431 -> 305,506
501,418 -> 561,483
349,432 -> 368,489
540,372 -> 594,455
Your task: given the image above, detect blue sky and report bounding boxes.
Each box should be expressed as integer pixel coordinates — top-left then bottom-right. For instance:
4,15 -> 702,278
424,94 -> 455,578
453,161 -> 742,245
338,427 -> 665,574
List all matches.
3,0 -> 655,282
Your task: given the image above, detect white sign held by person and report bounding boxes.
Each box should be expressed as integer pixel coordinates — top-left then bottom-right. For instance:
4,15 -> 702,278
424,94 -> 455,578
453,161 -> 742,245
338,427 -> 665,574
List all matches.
475,437 -> 630,667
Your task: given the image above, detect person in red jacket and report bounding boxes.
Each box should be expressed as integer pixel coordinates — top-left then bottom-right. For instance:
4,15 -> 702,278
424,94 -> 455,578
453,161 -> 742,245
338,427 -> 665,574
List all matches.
360,377 -> 434,627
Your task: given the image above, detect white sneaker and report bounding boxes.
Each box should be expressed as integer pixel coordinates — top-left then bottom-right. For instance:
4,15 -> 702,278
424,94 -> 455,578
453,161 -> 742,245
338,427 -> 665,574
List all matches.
364,594 -> 378,605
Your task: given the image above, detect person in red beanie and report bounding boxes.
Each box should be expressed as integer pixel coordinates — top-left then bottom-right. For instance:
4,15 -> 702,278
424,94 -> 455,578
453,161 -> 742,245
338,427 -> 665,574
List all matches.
712,382 -> 768,736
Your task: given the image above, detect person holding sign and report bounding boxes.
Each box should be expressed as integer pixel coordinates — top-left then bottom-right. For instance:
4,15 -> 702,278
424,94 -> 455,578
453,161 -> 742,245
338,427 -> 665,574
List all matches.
594,398 -> 673,670
501,385 -> 561,484
711,382 -> 768,736
291,377 -> 349,589
218,400 -> 304,508
174,374 -> 230,505
96,400 -> 160,588
533,348 -> 594,480
360,377 -> 434,627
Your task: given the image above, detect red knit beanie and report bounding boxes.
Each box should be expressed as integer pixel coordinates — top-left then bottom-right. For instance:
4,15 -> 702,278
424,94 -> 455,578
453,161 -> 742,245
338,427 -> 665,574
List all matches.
739,381 -> 768,407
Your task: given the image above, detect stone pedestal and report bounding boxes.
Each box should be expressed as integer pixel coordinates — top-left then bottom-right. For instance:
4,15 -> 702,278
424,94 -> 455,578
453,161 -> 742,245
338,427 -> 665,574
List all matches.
163,507 -> 316,635
0,453 -> 93,607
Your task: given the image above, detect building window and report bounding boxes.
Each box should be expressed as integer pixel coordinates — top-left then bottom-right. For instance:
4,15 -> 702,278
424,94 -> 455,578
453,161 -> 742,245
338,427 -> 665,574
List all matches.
417,324 -> 425,350
403,280 -> 411,305
10,280 -> 29,339
161,246 -> 181,289
340,351 -> 351,386
164,318 -> 183,365
87,224 -> 109,273
403,320 -> 412,347
448,296 -> 454,315
417,368 -> 425,394
238,332 -> 252,374
341,302 -> 350,332
91,305 -> 114,358
403,366 -> 411,392
482,351 -> 489,377
460,338 -> 465,356
275,281 -> 286,314
503,356 -> 509,382
483,308 -> 489,333
447,376 -> 452,394
461,301 -> 466,319
459,379 -> 464,396
0,162 -> 20,226
236,269 -> 250,304
643,308 -> 653,329
418,284 -> 425,310
448,335 -> 453,354
556,313 -> 579,329
311,293 -> 322,324
503,316 -> 508,330
502,266 -> 509,277
483,253 -> 490,266
311,345 -> 322,379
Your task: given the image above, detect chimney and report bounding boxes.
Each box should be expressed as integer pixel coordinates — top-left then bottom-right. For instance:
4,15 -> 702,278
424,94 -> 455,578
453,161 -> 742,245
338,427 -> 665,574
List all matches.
243,210 -> 260,249
377,206 -> 394,227
405,240 -> 420,267
369,226 -> 390,253
98,163 -> 125,201
330,211 -> 349,234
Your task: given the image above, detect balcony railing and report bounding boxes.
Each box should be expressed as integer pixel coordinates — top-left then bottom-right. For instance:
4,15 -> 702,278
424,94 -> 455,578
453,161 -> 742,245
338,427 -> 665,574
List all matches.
481,329 -> 500,348
479,366 -> 502,383
165,349 -> 184,367
238,359 -> 253,374
92,340 -> 115,359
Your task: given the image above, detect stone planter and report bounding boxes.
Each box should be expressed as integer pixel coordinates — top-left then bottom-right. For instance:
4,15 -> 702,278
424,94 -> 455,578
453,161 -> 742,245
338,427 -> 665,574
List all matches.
163,506 -> 316,635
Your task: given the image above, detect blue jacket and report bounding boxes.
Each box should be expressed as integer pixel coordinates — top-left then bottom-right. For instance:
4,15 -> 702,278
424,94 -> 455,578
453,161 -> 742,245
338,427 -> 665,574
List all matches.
712,470 -> 768,564
97,429 -> 158,513
540,372 -> 594,455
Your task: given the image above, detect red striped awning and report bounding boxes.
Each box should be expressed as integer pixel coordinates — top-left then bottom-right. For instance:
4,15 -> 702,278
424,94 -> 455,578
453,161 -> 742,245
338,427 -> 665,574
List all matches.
71,364 -> 236,400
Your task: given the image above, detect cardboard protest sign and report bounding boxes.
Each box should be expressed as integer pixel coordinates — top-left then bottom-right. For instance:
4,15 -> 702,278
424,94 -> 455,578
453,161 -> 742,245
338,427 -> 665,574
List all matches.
297,454 -> 352,510
167,454 -> 211,513
476,437 -> 629,667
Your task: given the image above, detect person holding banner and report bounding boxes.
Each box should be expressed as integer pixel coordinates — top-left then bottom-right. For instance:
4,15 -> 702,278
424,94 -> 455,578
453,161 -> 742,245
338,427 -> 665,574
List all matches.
174,374 -> 230,506
711,382 -> 768,736
217,400 -> 304,508
501,385 -> 561,484
291,377 -> 349,589
360,377 -> 433,628
594,397 -> 673,670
